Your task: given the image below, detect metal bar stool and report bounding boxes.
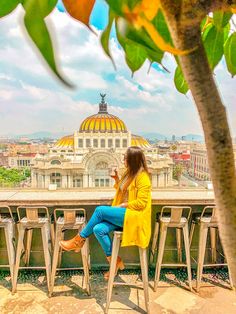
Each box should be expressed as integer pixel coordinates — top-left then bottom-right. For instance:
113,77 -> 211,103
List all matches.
12,206 -> 52,294
150,212 -> 183,264
49,208 -> 90,297
153,206 -> 192,292
105,231 -> 150,314
195,206 -> 234,291
190,206 -> 218,263
0,206 -> 15,285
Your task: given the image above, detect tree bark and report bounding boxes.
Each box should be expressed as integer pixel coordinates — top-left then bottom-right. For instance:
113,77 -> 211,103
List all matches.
161,0 -> 236,285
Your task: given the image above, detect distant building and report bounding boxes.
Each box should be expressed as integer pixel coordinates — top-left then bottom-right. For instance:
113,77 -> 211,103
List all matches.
169,152 -> 190,168
0,152 -> 8,167
31,95 -> 174,189
8,153 -> 37,168
7,143 -> 49,155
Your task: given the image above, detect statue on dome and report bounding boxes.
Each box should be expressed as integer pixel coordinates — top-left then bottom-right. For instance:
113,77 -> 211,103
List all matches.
99,93 -> 108,113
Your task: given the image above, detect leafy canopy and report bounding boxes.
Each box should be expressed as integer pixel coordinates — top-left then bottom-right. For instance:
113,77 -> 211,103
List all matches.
0,0 -> 236,93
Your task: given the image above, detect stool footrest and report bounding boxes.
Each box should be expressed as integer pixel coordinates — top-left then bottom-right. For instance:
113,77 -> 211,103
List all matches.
18,266 -> 47,270
113,282 -> 145,289
55,267 -> 85,271
161,263 -> 188,267
0,265 -> 10,267
203,263 -> 228,267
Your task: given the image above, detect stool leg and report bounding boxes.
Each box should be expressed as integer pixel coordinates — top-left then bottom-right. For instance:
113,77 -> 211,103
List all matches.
57,231 -> 64,268
183,224 -> 192,291
50,222 -> 55,250
49,225 -> 62,297
150,222 -> 159,264
196,224 -> 208,292
4,222 -> 15,286
12,225 -> 25,294
154,224 -> 167,292
105,233 -> 121,314
189,222 -> 195,247
210,227 -> 217,263
24,229 -> 33,266
139,248 -> 150,314
41,223 -> 52,293
228,266 -> 235,290
81,238 -> 91,295
176,228 -> 182,263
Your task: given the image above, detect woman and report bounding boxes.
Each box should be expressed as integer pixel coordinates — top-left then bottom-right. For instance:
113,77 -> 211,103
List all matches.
59,146 -> 152,279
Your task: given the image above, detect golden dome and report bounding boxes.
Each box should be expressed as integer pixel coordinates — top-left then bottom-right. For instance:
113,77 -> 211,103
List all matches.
131,134 -> 151,148
79,94 -> 127,133
54,135 -> 74,149
80,113 -> 127,133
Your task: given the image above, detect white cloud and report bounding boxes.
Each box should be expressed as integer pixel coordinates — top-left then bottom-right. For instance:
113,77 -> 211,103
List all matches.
0,7 -> 235,138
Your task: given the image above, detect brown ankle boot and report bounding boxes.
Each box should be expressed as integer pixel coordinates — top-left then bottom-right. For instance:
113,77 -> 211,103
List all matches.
104,256 -> 125,280
59,234 -> 85,253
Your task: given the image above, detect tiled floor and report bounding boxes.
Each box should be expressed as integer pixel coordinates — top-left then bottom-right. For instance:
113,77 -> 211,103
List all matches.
0,271 -> 235,314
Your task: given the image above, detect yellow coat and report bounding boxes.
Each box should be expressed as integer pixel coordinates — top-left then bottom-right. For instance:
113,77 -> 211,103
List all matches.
112,171 -> 152,248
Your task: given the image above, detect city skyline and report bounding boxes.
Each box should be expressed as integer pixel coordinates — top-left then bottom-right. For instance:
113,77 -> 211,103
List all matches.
0,1 -> 235,137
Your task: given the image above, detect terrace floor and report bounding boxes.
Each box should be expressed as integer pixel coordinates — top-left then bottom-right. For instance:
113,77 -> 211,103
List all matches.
0,269 -> 235,314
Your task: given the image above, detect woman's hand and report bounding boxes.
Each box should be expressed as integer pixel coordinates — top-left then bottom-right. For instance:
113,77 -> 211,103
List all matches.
110,169 -> 119,180
117,203 -> 128,208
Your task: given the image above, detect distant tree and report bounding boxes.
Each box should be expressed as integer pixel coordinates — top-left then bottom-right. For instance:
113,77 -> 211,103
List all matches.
1,0 -> 236,285
0,166 -> 30,187
173,163 -> 184,186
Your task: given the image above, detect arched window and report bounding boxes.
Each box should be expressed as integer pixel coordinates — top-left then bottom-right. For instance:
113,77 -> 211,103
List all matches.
51,160 -> 61,165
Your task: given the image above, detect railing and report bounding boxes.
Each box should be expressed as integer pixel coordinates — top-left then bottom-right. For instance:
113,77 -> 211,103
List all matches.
0,189 -> 216,268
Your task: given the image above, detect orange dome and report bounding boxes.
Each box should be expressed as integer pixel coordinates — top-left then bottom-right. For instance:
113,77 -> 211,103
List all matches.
54,135 -> 74,149
131,134 -> 151,148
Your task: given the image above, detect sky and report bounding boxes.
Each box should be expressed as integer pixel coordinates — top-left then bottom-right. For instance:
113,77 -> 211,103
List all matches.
0,0 -> 235,138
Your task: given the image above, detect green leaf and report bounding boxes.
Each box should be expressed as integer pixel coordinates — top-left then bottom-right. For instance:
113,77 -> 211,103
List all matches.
152,9 -> 172,44
213,11 -> 232,29
174,66 -> 189,94
23,0 -> 72,87
0,0 -> 19,17
116,18 -> 163,64
22,0 -> 57,17
116,19 -> 147,72
125,43 -> 147,72
105,0 -> 124,16
105,0 -> 141,16
203,24 -> 224,70
101,9 -> 115,67
224,32 -> 236,77
116,18 -> 163,71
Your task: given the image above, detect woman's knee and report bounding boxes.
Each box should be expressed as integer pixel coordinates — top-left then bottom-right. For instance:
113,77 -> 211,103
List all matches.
94,205 -> 110,217
93,224 -> 105,236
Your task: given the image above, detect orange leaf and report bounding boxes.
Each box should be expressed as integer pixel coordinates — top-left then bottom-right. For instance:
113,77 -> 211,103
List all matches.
202,16 -> 213,32
62,0 -> 95,27
140,0 -> 161,21
231,8 -> 236,13
138,17 -> 195,55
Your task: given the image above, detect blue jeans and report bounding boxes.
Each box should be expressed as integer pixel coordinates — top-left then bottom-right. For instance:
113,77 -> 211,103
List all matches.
80,205 -> 126,256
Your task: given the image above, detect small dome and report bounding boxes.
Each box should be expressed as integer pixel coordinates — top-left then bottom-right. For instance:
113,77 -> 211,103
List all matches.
79,94 -> 127,133
131,134 -> 151,148
54,135 -> 74,149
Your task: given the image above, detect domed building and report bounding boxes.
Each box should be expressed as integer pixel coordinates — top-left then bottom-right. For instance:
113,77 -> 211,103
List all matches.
31,95 -> 173,189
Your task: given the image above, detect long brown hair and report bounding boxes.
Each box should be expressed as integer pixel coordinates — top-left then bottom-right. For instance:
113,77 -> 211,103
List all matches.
125,146 -> 149,177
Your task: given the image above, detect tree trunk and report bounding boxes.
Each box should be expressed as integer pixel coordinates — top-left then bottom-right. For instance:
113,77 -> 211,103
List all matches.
161,1 -> 236,285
